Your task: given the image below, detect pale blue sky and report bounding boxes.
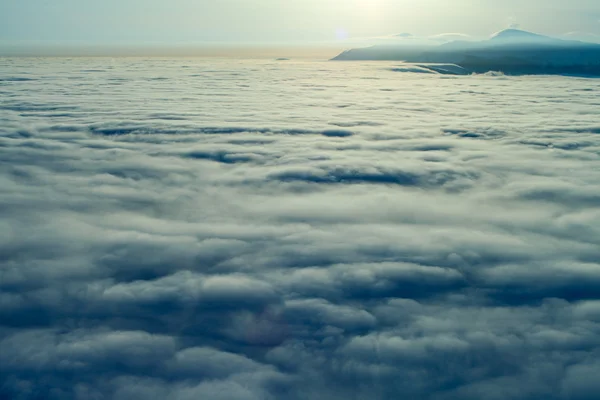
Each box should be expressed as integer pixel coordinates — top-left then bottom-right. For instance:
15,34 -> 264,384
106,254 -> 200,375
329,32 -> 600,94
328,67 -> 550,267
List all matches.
1,0 -> 599,44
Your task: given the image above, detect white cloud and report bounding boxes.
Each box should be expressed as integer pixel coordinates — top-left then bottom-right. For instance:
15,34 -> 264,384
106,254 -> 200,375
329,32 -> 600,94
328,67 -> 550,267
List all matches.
1,57 -> 600,400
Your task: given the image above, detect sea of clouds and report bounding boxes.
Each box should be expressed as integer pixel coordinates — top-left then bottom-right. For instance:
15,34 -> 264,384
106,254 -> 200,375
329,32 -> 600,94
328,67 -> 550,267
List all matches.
1,58 -> 600,400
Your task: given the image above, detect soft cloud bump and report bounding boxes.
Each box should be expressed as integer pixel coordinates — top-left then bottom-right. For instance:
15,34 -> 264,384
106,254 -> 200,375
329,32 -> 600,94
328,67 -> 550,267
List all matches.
1,58 -> 600,399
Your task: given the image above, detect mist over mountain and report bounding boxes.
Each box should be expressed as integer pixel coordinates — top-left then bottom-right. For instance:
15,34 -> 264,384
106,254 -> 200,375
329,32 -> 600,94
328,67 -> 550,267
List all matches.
333,29 -> 600,76
490,28 -> 560,43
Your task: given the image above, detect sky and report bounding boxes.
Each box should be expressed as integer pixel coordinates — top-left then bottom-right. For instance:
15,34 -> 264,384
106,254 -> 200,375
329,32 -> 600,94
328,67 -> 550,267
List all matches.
1,0 -> 600,45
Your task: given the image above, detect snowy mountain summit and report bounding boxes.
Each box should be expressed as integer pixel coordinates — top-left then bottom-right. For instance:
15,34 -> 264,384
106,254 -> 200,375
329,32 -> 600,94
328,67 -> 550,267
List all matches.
489,28 -> 552,42
333,29 -> 600,76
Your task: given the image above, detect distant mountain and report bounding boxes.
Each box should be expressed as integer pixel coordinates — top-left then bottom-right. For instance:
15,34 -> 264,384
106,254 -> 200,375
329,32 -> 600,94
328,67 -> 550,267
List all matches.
438,29 -> 563,50
490,28 -> 553,42
332,29 -> 600,76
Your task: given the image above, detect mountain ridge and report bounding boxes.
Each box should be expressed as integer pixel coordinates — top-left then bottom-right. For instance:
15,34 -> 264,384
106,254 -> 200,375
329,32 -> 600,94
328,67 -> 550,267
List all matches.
332,29 -> 600,76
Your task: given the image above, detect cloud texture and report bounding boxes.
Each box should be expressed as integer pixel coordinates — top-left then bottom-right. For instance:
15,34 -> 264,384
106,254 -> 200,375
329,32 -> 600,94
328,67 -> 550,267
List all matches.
1,58 -> 600,399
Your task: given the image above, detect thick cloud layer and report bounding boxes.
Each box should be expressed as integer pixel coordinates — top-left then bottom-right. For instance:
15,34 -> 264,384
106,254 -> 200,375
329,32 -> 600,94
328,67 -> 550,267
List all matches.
1,58 -> 600,400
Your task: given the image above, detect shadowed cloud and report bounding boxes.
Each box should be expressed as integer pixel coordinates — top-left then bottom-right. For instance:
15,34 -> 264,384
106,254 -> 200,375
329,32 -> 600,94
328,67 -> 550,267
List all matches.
1,57 -> 600,400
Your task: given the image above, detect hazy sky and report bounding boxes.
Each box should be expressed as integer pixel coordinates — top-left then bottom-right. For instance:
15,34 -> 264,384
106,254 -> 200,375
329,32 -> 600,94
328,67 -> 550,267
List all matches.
1,0 -> 600,44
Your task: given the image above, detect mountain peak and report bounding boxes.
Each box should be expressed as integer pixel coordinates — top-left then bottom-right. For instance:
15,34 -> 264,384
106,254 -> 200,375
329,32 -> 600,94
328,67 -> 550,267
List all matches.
490,29 -> 551,42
